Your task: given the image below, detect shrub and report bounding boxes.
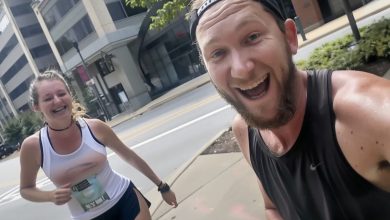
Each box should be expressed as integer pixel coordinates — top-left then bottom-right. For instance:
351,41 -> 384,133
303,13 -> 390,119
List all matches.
2,112 -> 43,145
297,18 -> 390,71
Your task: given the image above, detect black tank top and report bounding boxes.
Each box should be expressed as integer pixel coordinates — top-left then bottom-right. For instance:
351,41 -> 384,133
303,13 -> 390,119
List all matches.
248,70 -> 390,220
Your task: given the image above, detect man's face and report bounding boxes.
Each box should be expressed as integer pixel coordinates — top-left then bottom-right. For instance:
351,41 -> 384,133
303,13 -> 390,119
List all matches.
196,0 -> 298,129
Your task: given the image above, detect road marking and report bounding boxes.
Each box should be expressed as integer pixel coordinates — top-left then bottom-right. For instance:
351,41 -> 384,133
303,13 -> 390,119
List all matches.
111,105 -> 232,152
116,94 -> 222,140
0,104 -> 232,207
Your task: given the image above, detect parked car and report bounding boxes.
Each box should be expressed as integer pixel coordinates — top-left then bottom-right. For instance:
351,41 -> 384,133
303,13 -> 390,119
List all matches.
0,143 -> 18,159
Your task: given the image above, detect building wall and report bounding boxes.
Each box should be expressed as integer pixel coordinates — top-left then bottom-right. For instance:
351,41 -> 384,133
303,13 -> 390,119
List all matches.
291,0 -> 324,31
327,0 -> 370,19
0,0 -> 58,128
33,0 -> 151,117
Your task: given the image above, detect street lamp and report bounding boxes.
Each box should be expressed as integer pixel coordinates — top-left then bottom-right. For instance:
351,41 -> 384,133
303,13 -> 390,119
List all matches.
72,42 -> 111,121
340,0 -> 361,42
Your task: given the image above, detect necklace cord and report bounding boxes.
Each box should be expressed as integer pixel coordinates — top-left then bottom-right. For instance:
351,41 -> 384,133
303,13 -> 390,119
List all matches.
48,119 -> 73,132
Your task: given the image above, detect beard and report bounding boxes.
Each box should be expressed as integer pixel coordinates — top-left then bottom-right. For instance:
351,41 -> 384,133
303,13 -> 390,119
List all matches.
215,55 -> 297,129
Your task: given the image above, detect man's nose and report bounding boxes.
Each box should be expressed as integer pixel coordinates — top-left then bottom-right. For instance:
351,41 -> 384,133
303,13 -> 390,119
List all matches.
53,95 -> 61,103
230,51 -> 254,79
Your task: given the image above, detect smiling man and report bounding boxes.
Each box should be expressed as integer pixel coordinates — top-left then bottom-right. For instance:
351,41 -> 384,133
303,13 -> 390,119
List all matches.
189,0 -> 390,219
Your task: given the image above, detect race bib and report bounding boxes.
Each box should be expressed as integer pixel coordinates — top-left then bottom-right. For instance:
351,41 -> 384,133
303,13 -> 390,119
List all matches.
71,176 -> 110,211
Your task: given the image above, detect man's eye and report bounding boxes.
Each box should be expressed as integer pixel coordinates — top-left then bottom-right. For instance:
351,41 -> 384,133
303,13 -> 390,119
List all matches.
58,93 -> 66,97
211,50 -> 225,59
246,33 -> 261,43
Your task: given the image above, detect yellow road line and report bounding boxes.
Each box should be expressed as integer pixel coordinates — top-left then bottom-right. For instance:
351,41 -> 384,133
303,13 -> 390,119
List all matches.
117,94 -> 222,142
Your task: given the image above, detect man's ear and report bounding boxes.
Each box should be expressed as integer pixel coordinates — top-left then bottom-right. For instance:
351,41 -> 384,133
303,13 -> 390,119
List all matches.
284,19 -> 298,55
32,104 -> 40,112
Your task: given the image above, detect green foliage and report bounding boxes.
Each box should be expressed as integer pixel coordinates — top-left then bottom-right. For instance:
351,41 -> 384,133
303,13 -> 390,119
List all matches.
81,87 -> 98,115
357,19 -> 390,61
2,112 -> 42,145
125,0 -> 189,29
21,112 -> 43,138
297,18 -> 390,71
3,118 -> 23,145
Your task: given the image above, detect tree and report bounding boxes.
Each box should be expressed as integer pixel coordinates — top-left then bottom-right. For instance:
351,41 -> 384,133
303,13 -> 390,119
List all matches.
3,118 -> 23,146
2,112 -> 42,146
125,0 -> 189,29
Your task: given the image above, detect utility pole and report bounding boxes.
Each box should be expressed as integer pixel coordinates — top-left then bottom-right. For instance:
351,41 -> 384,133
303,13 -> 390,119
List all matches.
72,42 -> 111,121
340,0 -> 361,42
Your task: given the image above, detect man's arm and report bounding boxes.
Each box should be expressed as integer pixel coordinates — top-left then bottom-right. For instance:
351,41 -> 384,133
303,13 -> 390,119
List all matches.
332,70 -> 390,192
232,115 -> 283,220
257,179 -> 284,220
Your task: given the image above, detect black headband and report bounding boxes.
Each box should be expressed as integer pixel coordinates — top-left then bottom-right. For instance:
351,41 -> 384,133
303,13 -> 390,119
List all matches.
189,0 -> 286,42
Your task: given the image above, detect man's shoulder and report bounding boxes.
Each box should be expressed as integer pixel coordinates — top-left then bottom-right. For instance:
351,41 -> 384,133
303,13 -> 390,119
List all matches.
331,70 -> 380,87
232,114 -> 252,160
232,114 -> 247,130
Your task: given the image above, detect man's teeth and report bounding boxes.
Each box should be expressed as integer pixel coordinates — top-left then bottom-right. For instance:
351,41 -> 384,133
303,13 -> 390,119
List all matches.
53,107 -> 65,113
240,74 -> 268,90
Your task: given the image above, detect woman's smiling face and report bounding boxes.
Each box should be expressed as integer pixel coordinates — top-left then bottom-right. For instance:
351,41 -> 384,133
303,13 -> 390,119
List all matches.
34,79 -> 73,124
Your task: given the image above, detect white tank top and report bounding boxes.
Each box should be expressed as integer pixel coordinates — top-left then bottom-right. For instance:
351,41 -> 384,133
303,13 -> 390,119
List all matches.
39,118 -> 130,220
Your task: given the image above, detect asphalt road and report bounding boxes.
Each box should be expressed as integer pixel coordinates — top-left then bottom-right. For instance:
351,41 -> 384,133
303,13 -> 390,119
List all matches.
0,83 -> 236,220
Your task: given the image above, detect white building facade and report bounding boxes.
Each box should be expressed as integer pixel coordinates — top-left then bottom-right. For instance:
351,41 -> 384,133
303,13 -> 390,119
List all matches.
32,0 -> 153,118
0,0 -> 57,128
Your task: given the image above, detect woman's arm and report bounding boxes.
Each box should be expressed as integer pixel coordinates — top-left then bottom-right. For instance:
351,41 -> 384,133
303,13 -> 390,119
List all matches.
19,135 -> 71,205
87,118 -> 178,207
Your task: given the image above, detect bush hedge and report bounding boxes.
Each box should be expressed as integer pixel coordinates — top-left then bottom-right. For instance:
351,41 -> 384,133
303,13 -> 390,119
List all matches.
297,18 -> 390,72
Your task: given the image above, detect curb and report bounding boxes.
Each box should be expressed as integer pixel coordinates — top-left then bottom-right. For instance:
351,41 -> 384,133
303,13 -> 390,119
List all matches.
107,74 -> 211,128
149,128 -> 231,216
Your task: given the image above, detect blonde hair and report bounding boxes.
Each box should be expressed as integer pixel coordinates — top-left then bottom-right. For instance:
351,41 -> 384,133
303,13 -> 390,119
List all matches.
190,0 -> 204,10
29,69 -> 86,120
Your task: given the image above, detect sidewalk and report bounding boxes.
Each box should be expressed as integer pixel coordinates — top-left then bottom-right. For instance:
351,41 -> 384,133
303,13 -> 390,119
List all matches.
298,0 -> 390,47
137,1 -> 390,220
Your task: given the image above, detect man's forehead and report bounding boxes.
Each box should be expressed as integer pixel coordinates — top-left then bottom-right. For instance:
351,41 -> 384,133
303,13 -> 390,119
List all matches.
190,0 -> 286,42
196,2 -> 268,46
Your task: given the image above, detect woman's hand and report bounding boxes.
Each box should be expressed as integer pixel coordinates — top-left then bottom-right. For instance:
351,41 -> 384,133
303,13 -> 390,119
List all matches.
161,190 -> 178,208
50,183 -> 72,205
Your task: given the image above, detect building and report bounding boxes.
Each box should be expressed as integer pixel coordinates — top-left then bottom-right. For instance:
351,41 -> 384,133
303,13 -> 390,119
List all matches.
30,0 -> 374,120
31,0 -> 207,120
32,0 -> 150,119
282,0 -> 372,32
0,0 -> 57,129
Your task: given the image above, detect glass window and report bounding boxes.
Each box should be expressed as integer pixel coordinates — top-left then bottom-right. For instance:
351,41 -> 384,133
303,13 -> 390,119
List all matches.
10,3 -> 33,16
55,15 -> 95,55
18,103 -> 30,112
55,35 -> 73,56
20,23 -> 43,38
56,0 -> 80,17
106,2 -> 127,21
0,15 -> 9,33
106,0 -> 146,21
1,55 -> 28,84
121,0 -> 147,16
30,44 -> 53,58
43,9 -> 58,30
0,35 -> 18,65
73,16 -> 94,41
9,76 -> 33,101
43,0 -> 80,30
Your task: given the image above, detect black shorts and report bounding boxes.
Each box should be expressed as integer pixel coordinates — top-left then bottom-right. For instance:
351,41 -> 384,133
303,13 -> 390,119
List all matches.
92,182 -> 151,220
